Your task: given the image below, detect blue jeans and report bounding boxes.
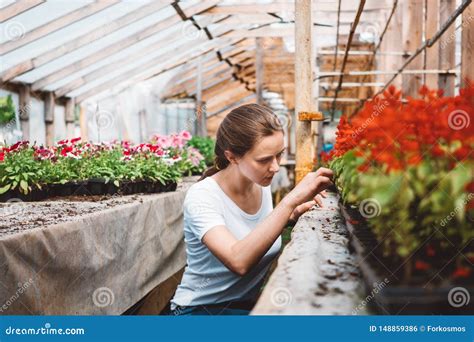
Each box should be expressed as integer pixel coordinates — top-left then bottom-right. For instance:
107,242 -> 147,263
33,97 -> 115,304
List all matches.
170,305 -> 250,315
168,300 -> 254,316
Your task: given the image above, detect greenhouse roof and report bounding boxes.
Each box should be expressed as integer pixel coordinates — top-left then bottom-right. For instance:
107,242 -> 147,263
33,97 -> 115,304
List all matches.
1,0 -> 398,106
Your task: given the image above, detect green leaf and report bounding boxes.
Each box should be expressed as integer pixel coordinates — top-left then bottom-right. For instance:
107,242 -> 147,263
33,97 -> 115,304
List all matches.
448,164 -> 470,195
20,180 -> 28,193
0,184 -> 11,194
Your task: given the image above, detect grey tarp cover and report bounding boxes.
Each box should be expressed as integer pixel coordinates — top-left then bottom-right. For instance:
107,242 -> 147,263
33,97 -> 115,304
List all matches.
0,184 -> 192,315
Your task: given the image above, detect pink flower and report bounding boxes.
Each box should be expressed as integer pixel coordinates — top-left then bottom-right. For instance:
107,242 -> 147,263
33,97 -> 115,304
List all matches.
179,130 -> 192,141
187,147 -> 204,167
33,146 -> 55,161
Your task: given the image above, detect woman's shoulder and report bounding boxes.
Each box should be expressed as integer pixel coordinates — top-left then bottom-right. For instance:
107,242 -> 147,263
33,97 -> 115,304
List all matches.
185,177 -> 219,201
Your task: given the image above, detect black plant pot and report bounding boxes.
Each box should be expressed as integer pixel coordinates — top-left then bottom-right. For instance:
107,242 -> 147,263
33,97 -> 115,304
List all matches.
105,182 -> 119,195
47,183 -> 73,197
339,202 -> 474,314
119,181 -> 134,195
29,186 -> 48,201
143,181 -> 155,193
88,179 -> 106,196
0,185 -> 47,202
0,191 -> 12,202
133,181 -> 146,194
163,181 -> 177,192
71,181 -> 90,196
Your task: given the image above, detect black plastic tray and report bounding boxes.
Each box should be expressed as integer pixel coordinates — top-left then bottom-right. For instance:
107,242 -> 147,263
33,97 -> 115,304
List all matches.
0,180 -> 178,202
339,202 -> 474,315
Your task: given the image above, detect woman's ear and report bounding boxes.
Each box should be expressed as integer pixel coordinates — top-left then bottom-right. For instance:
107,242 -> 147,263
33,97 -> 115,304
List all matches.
224,150 -> 239,165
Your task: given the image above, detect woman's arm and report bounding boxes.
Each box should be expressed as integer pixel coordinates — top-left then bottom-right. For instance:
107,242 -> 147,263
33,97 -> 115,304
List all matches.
202,168 -> 333,276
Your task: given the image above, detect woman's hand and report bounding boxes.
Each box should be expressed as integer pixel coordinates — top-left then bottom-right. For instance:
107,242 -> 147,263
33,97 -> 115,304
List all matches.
284,167 -> 334,209
288,191 -> 327,223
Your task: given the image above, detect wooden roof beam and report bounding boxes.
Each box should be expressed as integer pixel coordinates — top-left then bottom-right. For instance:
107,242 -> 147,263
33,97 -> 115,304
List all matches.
74,37 -> 242,103
30,0 -> 220,91
203,2 -> 393,15
0,0 -> 120,55
0,0 -> 45,23
1,0 -> 172,82
208,93 -> 256,118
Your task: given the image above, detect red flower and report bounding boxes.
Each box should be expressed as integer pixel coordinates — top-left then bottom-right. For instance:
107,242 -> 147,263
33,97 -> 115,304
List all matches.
415,260 -> 430,271
452,267 -> 472,279
60,146 -> 73,156
348,218 -> 360,225
330,83 -> 474,172
8,141 -> 21,152
0,152 -> 4,162
70,137 -> 81,144
426,244 -> 436,257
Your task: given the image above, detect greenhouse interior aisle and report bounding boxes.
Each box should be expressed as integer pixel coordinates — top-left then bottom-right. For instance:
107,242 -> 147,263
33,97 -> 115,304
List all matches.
0,0 -> 473,318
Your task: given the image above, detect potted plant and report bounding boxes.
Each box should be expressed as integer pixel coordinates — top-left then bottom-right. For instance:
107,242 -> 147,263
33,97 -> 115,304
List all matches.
326,84 -> 474,313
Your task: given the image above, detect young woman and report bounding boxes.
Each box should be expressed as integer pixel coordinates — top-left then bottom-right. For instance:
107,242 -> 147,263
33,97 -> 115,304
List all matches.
169,104 -> 333,315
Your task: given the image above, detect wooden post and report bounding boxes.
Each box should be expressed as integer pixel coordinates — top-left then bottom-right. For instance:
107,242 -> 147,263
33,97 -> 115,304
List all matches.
439,0 -> 456,96
138,109 -> 147,142
44,92 -> 55,146
425,0 -> 440,89
295,0 -> 314,183
79,104 -> 88,140
18,85 -> 30,141
65,98 -> 75,139
195,56 -> 207,136
380,2 -> 403,89
461,1 -> 474,87
402,0 -> 423,97
256,37 -> 264,104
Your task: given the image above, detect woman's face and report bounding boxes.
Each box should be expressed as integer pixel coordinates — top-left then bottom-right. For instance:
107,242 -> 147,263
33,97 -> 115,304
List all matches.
236,131 -> 285,187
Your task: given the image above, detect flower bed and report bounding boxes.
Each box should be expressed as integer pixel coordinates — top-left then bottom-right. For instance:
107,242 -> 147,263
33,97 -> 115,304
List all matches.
324,84 -> 474,313
0,131 -> 213,201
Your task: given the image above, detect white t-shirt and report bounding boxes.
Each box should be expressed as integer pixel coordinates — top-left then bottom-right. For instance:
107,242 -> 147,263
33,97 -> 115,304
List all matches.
170,176 -> 282,310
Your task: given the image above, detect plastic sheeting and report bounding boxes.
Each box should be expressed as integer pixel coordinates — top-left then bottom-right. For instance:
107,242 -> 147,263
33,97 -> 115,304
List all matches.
0,185 -> 193,315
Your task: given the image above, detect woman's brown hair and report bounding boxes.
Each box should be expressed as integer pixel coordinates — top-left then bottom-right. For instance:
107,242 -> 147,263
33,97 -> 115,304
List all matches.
200,103 -> 284,180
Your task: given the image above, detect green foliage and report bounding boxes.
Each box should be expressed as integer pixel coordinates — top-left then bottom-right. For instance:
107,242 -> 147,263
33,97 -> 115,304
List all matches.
187,136 -> 215,166
0,148 -> 45,194
0,95 -> 15,125
331,155 -> 474,259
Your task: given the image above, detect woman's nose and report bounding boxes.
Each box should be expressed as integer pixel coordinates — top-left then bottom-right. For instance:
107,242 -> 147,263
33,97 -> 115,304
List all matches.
269,158 -> 280,173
